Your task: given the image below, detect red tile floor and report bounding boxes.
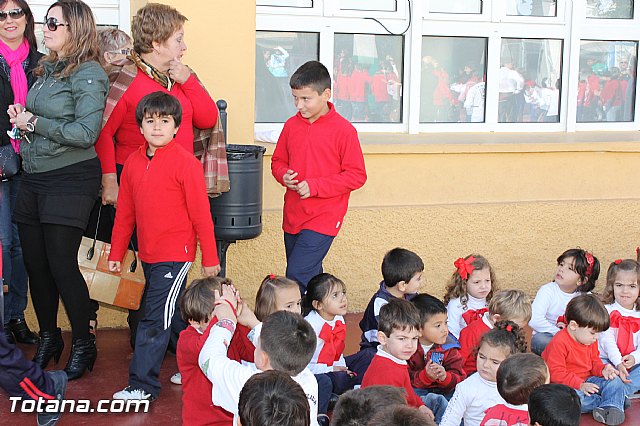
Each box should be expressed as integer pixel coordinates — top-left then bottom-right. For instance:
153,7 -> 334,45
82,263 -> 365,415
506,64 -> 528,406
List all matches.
1,314 -> 639,425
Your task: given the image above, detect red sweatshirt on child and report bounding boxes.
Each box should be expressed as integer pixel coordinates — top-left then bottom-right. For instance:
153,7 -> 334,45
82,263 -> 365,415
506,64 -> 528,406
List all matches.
408,335 -> 466,394
459,315 -> 492,375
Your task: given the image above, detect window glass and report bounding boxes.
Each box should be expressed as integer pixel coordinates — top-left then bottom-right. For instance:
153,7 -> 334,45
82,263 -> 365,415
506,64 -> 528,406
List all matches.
340,0 -> 397,12
333,34 -> 404,123
420,36 -> 487,123
255,31 -> 319,123
577,40 -> 637,122
505,0 -> 557,16
499,38 -> 563,123
428,0 -> 482,14
586,0 -> 633,18
257,0 -> 313,7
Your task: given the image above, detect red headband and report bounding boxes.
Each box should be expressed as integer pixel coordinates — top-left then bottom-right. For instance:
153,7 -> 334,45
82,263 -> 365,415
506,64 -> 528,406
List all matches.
585,252 -> 594,277
454,256 -> 477,280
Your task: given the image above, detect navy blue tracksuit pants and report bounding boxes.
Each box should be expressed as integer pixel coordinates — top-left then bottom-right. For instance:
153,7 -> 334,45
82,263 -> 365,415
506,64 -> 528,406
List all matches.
128,261 -> 191,397
284,230 -> 334,293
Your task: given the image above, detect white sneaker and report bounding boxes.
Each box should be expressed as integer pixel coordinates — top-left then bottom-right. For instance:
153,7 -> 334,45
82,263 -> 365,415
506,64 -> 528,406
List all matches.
113,386 -> 156,401
170,372 -> 182,385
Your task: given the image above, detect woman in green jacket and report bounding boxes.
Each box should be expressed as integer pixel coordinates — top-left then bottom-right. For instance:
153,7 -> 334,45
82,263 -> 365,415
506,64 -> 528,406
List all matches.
8,0 -> 108,381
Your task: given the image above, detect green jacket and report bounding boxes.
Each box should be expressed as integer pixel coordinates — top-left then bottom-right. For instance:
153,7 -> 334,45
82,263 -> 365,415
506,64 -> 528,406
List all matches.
21,60 -> 108,174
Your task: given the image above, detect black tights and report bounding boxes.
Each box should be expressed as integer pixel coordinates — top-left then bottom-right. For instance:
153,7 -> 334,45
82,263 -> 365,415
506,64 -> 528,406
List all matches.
18,222 -> 89,340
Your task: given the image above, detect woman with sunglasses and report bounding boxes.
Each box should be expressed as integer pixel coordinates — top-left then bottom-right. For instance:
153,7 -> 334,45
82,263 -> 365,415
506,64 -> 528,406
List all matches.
8,0 -> 108,381
0,0 -> 41,346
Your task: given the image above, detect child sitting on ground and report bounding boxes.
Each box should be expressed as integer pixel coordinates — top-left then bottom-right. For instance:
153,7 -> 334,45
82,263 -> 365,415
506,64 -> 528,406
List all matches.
361,298 -> 438,422
177,277 -> 254,426
444,255 -> 496,339
408,293 -> 466,399
440,321 -> 527,426
542,294 -> 628,426
481,353 -> 549,425
238,370 -> 310,426
459,289 -> 532,375
530,248 -> 600,355
199,285 -> 319,426
528,383 -> 581,426
329,385 -> 407,426
349,248 -> 424,381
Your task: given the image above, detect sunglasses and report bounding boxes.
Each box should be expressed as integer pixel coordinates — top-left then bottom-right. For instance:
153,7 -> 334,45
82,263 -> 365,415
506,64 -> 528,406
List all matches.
44,16 -> 67,31
0,8 -> 24,21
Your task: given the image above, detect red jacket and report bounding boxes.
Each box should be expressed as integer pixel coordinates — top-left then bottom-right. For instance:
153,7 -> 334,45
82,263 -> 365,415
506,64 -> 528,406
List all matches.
541,328 -> 606,390
95,71 -> 217,174
459,317 -> 491,375
362,352 -> 425,408
408,334 -> 466,394
480,404 -> 529,426
178,319 -> 254,426
110,141 -> 219,266
348,70 -> 370,102
271,103 -> 367,236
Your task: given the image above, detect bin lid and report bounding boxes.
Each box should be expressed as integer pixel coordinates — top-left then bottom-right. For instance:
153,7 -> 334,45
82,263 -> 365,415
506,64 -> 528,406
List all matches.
226,144 -> 267,160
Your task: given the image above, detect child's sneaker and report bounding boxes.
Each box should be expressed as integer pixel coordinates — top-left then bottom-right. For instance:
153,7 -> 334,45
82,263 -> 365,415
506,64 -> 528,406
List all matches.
170,372 -> 182,385
37,370 -> 67,426
113,386 -> 156,402
592,407 -> 625,425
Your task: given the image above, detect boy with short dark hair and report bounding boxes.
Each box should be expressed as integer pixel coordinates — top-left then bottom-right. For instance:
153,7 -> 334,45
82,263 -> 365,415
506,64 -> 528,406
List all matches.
408,293 -> 466,397
481,353 -> 549,425
330,385 -> 407,426
361,298 -> 437,422
199,290 -> 320,426
542,294 -> 629,425
109,92 -> 220,401
238,370 -> 310,426
271,60 -> 367,291
368,405 -> 437,426
528,383 -> 581,426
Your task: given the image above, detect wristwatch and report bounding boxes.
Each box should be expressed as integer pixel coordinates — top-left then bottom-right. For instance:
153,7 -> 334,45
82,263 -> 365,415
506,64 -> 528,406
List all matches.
26,115 -> 37,133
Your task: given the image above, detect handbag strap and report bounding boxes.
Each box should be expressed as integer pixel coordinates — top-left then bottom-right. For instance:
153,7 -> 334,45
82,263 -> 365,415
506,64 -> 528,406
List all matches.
87,203 -> 139,273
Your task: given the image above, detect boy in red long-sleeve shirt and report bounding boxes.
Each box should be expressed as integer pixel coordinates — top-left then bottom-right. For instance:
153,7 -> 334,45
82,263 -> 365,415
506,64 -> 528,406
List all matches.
542,295 -> 629,426
271,61 -> 367,292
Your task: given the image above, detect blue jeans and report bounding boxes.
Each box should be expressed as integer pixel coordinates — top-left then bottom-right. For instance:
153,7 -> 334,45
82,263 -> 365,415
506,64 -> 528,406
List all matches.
414,387 -> 448,423
576,376 -> 628,413
602,358 -> 640,396
0,176 -> 28,323
531,332 -> 554,355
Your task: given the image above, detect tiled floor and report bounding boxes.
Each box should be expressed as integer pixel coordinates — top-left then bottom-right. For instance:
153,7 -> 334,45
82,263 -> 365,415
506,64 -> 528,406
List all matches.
0,314 -> 639,425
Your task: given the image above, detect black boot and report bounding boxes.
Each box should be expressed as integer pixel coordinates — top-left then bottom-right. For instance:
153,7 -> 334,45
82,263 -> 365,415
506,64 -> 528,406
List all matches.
4,328 -> 15,344
8,318 -> 39,344
64,334 -> 97,381
32,329 -> 64,369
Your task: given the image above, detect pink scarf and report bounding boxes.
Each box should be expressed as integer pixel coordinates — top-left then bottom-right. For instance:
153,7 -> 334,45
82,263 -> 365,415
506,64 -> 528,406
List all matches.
0,38 -> 30,152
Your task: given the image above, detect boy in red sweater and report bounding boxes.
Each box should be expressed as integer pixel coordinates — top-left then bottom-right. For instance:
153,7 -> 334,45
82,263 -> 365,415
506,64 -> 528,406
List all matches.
459,290 -> 531,376
542,295 -> 629,426
361,298 -> 437,423
109,92 -> 220,401
177,277 -> 254,426
271,60 -> 367,292
409,294 -> 466,401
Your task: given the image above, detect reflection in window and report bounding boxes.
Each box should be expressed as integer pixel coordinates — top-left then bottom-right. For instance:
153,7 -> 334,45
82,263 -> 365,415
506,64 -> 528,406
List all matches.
255,31 -> 319,123
586,0 -> 633,18
420,37 -> 487,123
257,0 -> 313,7
577,40 -> 637,122
429,0 -> 482,13
505,0 -> 557,16
333,34 -> 403,123
499,38 -> 563,123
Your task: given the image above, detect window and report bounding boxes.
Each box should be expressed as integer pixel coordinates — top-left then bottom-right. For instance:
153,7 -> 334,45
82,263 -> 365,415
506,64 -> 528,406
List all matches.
586,0 -> 634,19
505,0 -> 557,17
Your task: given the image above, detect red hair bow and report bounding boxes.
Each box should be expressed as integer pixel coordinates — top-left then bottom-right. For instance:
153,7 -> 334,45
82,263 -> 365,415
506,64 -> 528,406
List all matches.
615,259 -> 623,265
506,325 -> 513,332
269,273 -> 276,280
585,252 -> 594,277
454,256 -> 477,280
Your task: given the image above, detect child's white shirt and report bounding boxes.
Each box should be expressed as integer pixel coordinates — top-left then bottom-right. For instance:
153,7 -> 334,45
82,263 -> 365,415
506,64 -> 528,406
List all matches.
199,321 -> 319,426
440,372 -> 505,426
599,301 -> 640,367
447,294 -> 487,339
529,282 -> 580,335
304,310 -> 347,374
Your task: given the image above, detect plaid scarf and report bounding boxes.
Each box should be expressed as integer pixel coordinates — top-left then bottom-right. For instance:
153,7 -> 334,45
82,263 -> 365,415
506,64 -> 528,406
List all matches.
101,56 -> 230,197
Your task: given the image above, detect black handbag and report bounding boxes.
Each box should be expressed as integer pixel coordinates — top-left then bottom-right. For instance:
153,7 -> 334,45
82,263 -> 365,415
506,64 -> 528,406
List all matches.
0,143 -> 19,180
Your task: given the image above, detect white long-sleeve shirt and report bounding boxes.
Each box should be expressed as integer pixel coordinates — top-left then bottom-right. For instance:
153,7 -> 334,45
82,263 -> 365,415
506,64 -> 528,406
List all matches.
440,372 -> 505,426
529,282 -> 580,335
447,295 -> 488,339
199,321 -> 319,426
599,302 -> 640,367
304,310 -> 347,374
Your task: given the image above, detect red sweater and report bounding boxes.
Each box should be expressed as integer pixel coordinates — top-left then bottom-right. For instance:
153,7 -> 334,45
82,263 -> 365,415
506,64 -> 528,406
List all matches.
480,404 -> 529,426
95,71 -> 217,174
459,317 -> 491,375
541,328 -> 606,390
361,352 -> 425,408
178,319 -> 255,426
348,70 -> 370,102
271,103 -> 367,236
109,141 -> 219,266
408,339 -> 466,394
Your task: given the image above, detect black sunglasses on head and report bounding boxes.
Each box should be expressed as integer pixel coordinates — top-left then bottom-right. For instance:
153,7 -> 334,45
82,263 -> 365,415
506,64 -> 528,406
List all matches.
44,16 -> 67,31
0,8 -> 24,21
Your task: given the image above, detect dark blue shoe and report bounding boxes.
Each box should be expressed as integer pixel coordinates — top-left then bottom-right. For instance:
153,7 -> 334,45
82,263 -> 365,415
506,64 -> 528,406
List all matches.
37,370 -> 67,426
